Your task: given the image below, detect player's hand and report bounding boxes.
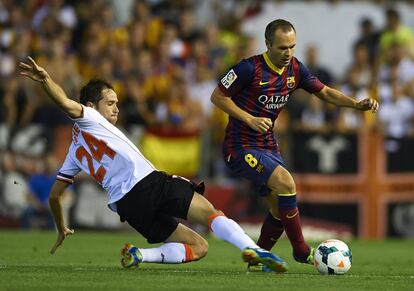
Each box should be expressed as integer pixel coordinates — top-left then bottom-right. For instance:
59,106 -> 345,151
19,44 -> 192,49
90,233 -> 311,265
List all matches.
355,98 -> 379,113
18,56 -> 50,82
247,117 -> 273,133
50,227 -> 74,254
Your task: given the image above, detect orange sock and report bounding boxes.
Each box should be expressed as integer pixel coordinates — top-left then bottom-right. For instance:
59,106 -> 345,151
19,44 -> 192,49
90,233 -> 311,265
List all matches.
208,212 -> 226,231
183,243 -> 194,262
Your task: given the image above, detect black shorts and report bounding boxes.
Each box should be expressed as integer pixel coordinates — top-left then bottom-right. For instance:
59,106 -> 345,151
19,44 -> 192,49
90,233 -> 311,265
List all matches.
116,171 -> 195,244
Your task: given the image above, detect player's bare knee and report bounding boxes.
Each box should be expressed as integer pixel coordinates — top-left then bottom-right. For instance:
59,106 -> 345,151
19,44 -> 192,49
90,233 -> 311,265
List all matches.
268,167 -> 296,193
268,177 -> 295,193
280,179 -> 296,193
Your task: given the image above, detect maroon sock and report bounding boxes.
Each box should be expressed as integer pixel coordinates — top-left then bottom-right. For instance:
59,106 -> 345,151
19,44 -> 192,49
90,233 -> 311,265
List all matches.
257,213 -> 284,251
279,207 -> 309,258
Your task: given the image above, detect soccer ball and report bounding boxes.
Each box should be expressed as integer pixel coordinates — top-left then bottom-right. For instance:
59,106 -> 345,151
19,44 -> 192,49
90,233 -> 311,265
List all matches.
314,239 -> 352,275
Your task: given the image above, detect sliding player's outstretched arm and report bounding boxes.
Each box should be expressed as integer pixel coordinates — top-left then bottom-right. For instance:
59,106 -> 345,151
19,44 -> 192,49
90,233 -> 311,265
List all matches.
49,180 -> 74,254
18,56 -> 82,118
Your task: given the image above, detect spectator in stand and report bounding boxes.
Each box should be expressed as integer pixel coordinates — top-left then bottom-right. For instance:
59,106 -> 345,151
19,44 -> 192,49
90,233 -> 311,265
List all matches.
165,77 -> 203,132
378,67 -> 414,138
353,17 -> 380,67
349,42 -> 374,90
130,1 -> 163,50
380,8 -> 414,59
178,9 -> 201,44
31,0 -> 77,33
378,41 -> 414,97
128,21 -> 146,54
0,78 -> 18,128
299,97 -> 330,133
188,63 -> 216,122
21,154 -> 73,229
0,152 -> 28,222
112,45 -> 133,82
305,44 -> 334,86
121,74 -> 157,142
204,24 -> 228,73
337,67 -> 369,133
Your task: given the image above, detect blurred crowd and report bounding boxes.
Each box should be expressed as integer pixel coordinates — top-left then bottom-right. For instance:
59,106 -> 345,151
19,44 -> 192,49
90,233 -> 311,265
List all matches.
1,0 -> 414,228
289,6 -> 414,138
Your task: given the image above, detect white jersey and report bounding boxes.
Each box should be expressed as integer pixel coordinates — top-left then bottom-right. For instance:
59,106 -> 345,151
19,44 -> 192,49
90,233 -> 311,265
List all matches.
56,106 -> 156,211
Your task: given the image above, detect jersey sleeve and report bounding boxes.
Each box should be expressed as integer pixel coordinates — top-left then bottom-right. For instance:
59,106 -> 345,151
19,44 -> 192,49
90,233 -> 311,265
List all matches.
56,144 -> 81,184
297,61 -> 325,93
70,105 -> 102,128
218,59 -> 254,97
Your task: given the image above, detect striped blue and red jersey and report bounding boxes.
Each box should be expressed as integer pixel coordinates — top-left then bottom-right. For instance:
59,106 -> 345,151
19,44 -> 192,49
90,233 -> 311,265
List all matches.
218,53 -> 325,154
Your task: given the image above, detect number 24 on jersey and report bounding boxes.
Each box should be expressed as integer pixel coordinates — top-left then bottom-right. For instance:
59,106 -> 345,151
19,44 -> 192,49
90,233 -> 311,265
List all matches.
76,131 -> 117,183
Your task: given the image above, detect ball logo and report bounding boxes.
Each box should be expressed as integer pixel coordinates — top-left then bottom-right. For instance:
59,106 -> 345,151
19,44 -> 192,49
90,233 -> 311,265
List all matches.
221,69 -> 238,89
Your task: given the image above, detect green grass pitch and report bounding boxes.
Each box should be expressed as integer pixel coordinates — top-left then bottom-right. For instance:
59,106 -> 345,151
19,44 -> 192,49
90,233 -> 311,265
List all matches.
0,230 -> 413,290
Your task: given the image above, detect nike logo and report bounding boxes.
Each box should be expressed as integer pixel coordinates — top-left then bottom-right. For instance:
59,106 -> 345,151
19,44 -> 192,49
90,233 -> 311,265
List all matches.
259,80 -> 270,85
286,211 -> 298,219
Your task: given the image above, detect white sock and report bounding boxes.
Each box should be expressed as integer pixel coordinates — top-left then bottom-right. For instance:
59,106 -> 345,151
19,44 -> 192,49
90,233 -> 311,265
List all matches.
139,243 -> 187,263
210,215 -> 259,250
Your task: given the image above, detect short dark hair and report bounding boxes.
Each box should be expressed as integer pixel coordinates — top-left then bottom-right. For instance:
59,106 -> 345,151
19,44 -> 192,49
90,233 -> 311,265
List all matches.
79,79 -> 114,106
265,19 -> 295,43
386,7 -> 399,20
360,17 -> 372,28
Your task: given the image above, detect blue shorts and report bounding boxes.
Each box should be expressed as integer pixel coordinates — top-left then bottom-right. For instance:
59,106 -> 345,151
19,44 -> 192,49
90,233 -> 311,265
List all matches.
224,148 -> 287,196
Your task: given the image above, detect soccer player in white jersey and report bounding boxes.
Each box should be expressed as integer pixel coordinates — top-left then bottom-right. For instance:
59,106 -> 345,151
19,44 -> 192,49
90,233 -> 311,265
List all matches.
18,57 -> 288,272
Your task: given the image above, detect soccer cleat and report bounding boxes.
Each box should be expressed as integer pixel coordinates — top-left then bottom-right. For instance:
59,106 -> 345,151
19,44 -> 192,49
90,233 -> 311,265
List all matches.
247,262 -> 272,273
121,243 -> 142,268
242,248 -> 288,273
293,247 -> 315,265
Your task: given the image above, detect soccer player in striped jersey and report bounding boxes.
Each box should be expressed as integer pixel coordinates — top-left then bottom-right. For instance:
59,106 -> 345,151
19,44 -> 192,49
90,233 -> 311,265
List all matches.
211,19 -> 379,269
18,57 -> 287,272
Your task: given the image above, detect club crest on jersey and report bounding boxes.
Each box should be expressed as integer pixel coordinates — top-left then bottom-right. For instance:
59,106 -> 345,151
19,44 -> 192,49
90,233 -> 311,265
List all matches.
287,76 -> 295,88
221,69 -> 238,89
